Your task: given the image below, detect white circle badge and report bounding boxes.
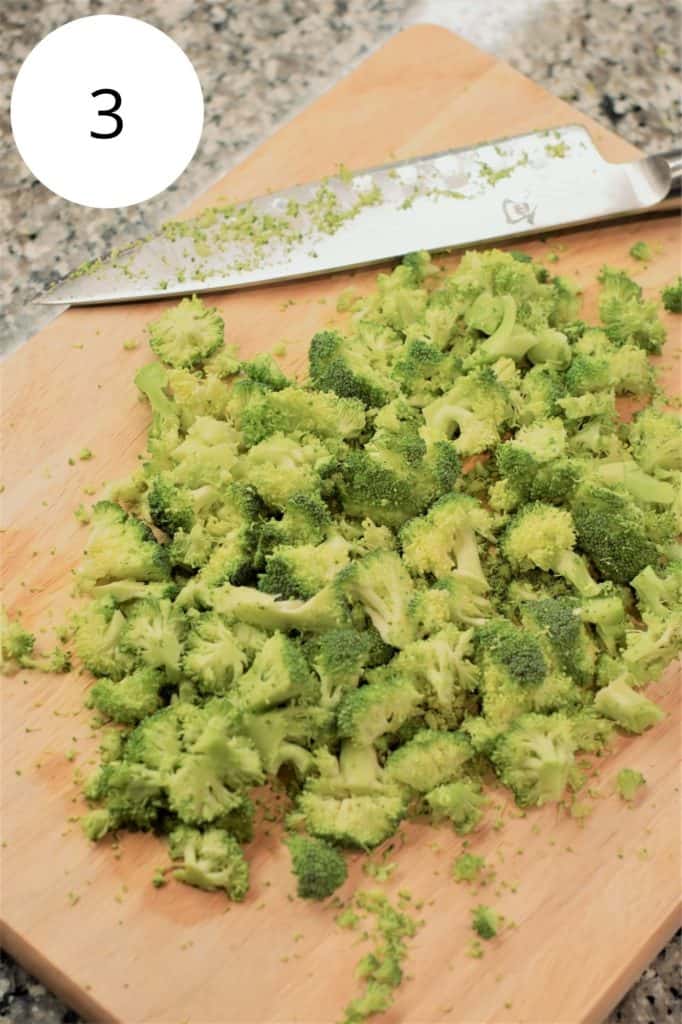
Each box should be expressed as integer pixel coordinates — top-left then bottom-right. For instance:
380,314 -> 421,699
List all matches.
11,15 -> 204,208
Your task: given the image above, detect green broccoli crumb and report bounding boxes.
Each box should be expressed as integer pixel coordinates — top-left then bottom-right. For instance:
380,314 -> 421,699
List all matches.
629,241 -> 653,262
616,768 -> 646,802
452,853 -> 485,883
661,276 -> 682,313
471,904 -> 500,940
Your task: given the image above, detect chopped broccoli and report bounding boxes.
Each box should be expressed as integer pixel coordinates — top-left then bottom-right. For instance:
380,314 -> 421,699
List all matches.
661,276 -> 682,313
491,713 -> 577,807
453,852 -> 485,883
401,493 -> 492,587
337,550 -> 415,648
168,826 -> 249,899
425,779 -> 486,834
147,296 -> 224,369
77,501 -> 170,594
616,767 -> 646,801
593,675 -> 664,734
598,265 -> 665,352
572,484 -> 659,584
286,835 -> 347,900
15,244 -> 682,1020
503,503 -> 599,597
629,241 -> 653,262
385,730 -> 472,792
471,904 -> 499,940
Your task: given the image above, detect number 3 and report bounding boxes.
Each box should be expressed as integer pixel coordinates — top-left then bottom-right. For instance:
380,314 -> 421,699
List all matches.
90,88 -> 122,139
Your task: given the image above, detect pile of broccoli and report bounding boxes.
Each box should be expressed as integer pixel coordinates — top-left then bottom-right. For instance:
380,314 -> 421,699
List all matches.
2,247 -> 680,1016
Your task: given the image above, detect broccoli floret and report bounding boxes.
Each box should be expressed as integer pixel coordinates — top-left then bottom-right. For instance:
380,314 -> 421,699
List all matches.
72,597 -> 135,679
474,619 -> 547,731
87,667 -> 164,725
391,338 -> 445,401
168,826 -> 249,900
214,583 -> 348,634
517,365 -> 566,425
169,416 -> 240,488
337,429 -> 459,529
240,386 -> 366,446
598,266 -> 666,352
234,432 -> 333,509
77,501 -> 169,593
167,715 -> 263,824
125,705 -> 182,772
81,808 -> 114,841
520,597 -> 596,685
147,296 -> 224,369
122,598 -> 186,680
631,563 -> 682,619
232,632 -> 315,712
385,730 -> 472,792
241,352 -> 289,391
628,406 -> 682,476
617,768 -> 646,801
409,576 -> 492,634
491,712 -> 576,807
84,760 -> 165,831
569,707 -> 614,753
0,606 -> 36,672
148,476 -> 219,537
503,503 -> 599,597
309,628 -> 372,707
425,779 -> 485,834
593,675 -> 665,733
286,835 -> 347,900
661,276 -> 682,313
298,742 -> 408,849
337,550 -> 415,647
629,241 -> 653,262
242,705 -> 331,776
622,615 -> 682,685
183,612 -> 249,695
577,584 -> 627,656
420,368 -> 511,456
270,492 -> 332,546
337,676 -> 421,746
259,535 -> 350,599
308,329 -> 398,408
495,419 -> 577,504
390,626 -> 478,727
476,618 -> 547,687
471,904 -> 499,940
173,483 -> 259,581
572,484 -> 658,584
401,493 -> 492,588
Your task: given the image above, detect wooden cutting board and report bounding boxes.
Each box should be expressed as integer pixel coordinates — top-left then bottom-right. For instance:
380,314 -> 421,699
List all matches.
1,25 -> 680,1024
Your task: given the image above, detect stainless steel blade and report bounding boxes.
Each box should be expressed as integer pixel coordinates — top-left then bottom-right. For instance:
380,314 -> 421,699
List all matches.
37,125 -> 677,306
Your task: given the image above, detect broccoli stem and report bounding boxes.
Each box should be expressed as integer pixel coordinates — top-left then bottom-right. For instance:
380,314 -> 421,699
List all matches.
554,551 -> 600,597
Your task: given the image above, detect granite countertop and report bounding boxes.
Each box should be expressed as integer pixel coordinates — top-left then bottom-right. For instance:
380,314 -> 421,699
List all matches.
1,0 -> 680,1020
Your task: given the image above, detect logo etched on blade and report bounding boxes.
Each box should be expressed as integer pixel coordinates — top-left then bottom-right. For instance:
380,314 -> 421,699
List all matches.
502,198 -> 537,225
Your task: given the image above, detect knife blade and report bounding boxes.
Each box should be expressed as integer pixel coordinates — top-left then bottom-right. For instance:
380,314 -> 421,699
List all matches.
37,125 -> 681,307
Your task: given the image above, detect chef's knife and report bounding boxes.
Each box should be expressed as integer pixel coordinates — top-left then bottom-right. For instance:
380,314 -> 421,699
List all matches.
37,125 -> 681,307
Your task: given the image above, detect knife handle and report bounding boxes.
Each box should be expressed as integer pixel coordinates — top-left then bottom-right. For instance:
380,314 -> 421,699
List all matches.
653,147 -> 681,212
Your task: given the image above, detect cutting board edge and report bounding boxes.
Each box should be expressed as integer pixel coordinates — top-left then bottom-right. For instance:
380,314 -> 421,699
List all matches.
0,920 -> 119,1024
585,899 -> 682,1024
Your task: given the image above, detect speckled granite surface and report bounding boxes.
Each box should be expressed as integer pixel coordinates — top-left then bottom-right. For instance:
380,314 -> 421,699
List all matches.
1,1 -> 680,1021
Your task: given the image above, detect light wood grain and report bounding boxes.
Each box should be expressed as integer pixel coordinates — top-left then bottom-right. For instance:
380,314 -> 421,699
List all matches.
1,25 -> 680,1024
